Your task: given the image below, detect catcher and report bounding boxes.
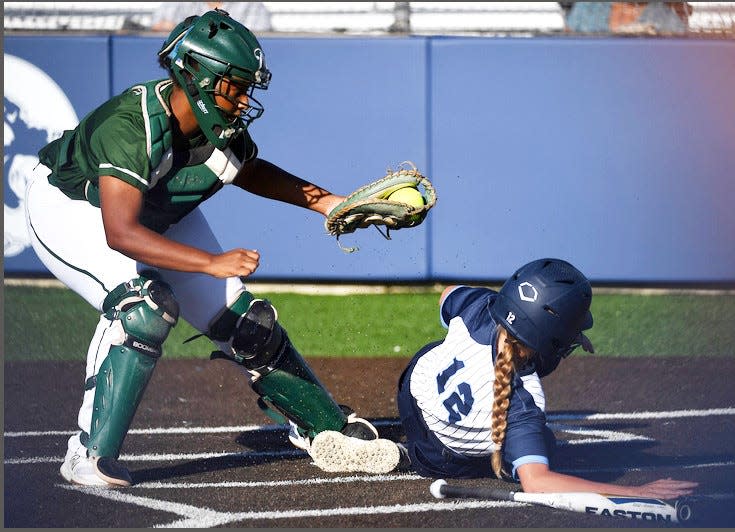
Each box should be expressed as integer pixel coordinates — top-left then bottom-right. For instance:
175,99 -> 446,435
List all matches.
24,8 -> 435,488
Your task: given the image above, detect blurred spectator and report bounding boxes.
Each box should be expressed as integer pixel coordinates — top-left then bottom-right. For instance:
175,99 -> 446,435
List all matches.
563,2 -> 611,32
150,2 -> 272,32
563,2 -> 691,34
557,2 -> 574,19
610,2 -> 691,33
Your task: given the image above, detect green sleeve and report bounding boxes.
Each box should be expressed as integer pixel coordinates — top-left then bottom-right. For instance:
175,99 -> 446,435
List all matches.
88,111 -> 152,193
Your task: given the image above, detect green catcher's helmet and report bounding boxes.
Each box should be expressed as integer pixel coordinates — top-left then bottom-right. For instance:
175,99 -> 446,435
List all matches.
158,9 -> 271,149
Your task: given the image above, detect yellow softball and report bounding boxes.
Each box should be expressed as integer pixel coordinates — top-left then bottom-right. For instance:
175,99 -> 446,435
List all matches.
387,186 -> 425,208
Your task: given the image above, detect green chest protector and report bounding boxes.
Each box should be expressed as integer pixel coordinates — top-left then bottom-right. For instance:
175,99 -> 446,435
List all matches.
91,80 -> 255,233
133,80 -> 251,233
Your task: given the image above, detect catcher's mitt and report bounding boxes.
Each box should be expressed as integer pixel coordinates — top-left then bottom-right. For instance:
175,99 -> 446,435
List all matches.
325,161 -> 437,253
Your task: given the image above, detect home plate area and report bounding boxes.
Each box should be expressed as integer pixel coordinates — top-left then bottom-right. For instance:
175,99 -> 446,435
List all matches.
4,356 -> 735,528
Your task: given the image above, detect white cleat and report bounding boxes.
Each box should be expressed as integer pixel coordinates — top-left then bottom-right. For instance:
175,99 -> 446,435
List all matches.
309,430 -> 400,474
60,450 -> 131,487
288,420 -> 311,452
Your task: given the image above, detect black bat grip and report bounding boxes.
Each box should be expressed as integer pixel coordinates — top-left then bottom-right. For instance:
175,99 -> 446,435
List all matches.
430,479 -> 515,501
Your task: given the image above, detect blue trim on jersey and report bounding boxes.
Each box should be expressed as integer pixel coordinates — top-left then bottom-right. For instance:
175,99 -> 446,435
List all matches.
441,286 -> 498,347
511,454 -> 548,479
438,285 -> 465,328
398,341 -> 554,479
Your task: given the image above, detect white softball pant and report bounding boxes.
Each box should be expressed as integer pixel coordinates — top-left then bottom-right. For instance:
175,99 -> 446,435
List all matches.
24,165 -> 246,455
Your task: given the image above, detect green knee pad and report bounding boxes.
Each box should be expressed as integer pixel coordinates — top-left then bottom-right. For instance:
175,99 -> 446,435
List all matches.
86,275 -> 178,458
209,296 -> 346,438
86,345 -> 157,458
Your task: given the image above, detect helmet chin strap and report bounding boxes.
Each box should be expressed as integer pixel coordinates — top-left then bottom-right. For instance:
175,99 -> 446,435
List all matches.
168,85 -> 206,141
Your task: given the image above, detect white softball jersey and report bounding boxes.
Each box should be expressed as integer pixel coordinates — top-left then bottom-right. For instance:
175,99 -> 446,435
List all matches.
409,285 -> 551,471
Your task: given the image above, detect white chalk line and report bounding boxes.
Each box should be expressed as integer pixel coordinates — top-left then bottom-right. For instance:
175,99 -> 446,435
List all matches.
551,425 -> 654,445
3,422 -> 291,438
57,472 -> 735,529
547,407 -> 735,422
134,462 -> 735,489
561,461 -> 735,475
6,407 -> 734,439
8,405 -> 733,528
6,407 -> 735,465
56,481 -> 735,529
54,484 -> 531,529
135,472 -> 424,489
5,449 -> 306,465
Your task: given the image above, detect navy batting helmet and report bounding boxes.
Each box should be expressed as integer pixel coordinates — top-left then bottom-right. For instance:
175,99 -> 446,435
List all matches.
489,258 -> 594,377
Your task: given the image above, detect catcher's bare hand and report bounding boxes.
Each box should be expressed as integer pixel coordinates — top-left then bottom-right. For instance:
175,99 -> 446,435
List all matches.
207,248 -> 260,278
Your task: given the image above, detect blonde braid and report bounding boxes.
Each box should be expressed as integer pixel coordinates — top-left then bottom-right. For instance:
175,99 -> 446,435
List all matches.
490,326 -> 534,479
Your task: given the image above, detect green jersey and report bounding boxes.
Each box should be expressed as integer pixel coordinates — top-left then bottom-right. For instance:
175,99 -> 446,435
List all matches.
38,79 -> 257,233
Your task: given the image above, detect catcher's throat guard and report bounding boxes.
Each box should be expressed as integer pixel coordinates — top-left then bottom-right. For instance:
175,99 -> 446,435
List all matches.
325,161 -> 437,253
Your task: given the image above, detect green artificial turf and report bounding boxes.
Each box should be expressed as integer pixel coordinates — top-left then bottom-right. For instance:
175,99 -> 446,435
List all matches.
3,285 -> 733,361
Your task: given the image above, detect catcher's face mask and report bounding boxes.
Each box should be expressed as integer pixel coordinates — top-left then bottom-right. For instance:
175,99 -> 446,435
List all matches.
212,76 -> 265,127
159,8 -> 271,149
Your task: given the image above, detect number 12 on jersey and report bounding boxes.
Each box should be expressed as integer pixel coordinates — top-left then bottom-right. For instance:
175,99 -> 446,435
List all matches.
437,358 -> 475,423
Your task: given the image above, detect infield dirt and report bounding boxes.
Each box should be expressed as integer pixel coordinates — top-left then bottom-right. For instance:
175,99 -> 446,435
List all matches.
4,355 -> 735,528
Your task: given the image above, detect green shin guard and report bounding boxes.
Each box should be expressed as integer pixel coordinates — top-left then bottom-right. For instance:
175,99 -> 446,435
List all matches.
86,345 -> 158,458
86,275 -> 179,459
250,349 -> 348,438
209,297 -> 347,438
